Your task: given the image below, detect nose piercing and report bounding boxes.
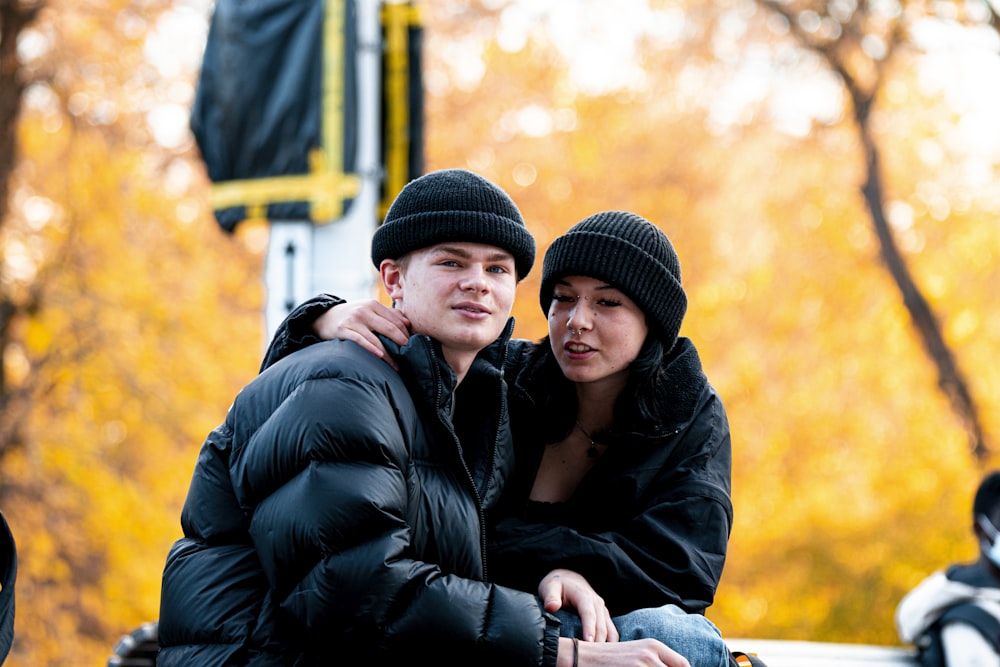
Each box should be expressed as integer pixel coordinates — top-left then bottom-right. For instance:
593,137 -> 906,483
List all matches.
568,327 -> 580,336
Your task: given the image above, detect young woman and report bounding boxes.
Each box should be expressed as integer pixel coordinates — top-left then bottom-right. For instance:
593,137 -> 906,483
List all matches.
262,211 -> 739,667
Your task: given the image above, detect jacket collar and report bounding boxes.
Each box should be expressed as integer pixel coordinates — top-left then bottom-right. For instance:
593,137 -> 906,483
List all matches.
383,318 -> 516,411
645,337 -> 709,434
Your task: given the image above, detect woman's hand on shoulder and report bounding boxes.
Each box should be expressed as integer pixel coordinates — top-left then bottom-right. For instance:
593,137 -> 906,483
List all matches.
314,299 -> 410,369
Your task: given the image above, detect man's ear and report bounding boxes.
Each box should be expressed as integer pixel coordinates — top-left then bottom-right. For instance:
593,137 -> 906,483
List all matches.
381,259 -> 404,302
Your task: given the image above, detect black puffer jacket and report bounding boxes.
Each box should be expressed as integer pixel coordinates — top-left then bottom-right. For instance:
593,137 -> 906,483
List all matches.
488,337 -> 733,617
158,322 -> 560,666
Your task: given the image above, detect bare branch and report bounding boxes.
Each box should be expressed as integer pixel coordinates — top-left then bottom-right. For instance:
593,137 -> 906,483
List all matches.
756,0 -> 989,459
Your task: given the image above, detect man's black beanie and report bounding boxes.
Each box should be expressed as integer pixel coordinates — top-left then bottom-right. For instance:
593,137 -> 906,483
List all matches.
540,210 -> 688,346
371,168 -> 536,280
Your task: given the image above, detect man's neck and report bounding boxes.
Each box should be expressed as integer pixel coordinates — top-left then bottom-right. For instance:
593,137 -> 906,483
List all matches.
441,349 -> 477,387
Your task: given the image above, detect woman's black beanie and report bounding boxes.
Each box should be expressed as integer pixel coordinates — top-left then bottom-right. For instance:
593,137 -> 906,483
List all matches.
540,210 -> 688,345
371,168 -> 536,280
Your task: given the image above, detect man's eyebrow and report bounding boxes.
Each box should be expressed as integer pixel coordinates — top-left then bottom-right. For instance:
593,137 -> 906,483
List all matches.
485,251 -> 516,263
431,245 -> 515,262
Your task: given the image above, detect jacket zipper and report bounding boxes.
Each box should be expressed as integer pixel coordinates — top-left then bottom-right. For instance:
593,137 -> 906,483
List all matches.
429,344 -> 490,582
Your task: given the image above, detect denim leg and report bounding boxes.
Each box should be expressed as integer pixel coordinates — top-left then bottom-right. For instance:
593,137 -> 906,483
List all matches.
617,605 -> 730,667
554,608 -> 584,637
556,605 -> 730,667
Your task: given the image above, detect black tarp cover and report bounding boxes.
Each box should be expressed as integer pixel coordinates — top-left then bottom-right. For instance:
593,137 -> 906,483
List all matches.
191,0 -> 358,232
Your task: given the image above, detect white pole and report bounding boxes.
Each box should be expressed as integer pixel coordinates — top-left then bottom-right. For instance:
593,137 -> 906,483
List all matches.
310,0 -> 383,306
263,220 -> 315,338
262,0 -> 382,339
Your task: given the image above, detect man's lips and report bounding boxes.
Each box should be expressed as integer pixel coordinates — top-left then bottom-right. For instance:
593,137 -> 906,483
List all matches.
453,301 -> 491,316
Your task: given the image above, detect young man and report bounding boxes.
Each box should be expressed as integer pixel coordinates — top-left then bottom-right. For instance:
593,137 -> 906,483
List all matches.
896,470 -> 1000,667
158,169 -> 688,667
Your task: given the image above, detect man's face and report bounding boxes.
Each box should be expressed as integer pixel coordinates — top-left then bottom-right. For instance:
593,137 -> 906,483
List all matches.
381,242 -> 518,372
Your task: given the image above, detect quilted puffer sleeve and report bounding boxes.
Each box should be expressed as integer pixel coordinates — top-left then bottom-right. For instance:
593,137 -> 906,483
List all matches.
259,293 -> 343,372
231,352 -> 561,665
159,422 -> 284,664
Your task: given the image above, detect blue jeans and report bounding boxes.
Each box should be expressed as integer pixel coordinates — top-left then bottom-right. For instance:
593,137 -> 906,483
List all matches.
555,604 -> 730,667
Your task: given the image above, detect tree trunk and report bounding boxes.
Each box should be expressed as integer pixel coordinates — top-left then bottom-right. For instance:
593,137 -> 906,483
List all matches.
758,0 -> 988,460
855,111 -> 987,460
0,0 -> 44,461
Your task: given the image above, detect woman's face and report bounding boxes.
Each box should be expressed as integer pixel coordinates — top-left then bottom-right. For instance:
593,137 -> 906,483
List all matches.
546,275 -> 648,388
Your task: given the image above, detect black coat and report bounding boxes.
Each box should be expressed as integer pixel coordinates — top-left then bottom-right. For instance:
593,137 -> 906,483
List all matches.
0,510 -> 14,663
488,337 -> 733,617
158,323 -> 560,666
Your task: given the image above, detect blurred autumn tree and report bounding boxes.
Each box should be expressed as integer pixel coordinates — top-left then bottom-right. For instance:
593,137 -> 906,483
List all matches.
759,0 -> 997,462
0,0 -> 267,663
0,0 -> 42,469
1,0 -> 1000,663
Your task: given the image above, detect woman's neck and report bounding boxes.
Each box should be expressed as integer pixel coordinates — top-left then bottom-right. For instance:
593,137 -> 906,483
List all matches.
574,376 -> 626,431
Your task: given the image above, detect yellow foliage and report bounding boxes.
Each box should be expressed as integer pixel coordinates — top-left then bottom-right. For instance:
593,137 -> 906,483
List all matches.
1,1 -> 1000,664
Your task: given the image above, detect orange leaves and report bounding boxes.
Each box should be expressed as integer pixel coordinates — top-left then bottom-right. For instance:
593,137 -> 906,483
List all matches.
0,0 -> 997,662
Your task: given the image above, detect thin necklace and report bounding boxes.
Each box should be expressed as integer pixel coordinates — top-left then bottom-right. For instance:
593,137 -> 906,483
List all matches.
574,421 -> 601,458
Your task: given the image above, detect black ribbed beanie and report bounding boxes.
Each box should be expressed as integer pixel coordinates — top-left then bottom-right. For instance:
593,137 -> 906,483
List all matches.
371,168 -> 535,280
540,211 -> 687,345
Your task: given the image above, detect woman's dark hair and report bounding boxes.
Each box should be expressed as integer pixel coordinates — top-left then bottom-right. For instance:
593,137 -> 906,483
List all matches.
621,334 -> 669,424
524,331 -> 672,444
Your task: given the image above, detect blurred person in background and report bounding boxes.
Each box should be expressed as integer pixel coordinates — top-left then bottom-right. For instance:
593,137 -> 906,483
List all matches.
896,470 -> 1000,667
0,510 -> 15,663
